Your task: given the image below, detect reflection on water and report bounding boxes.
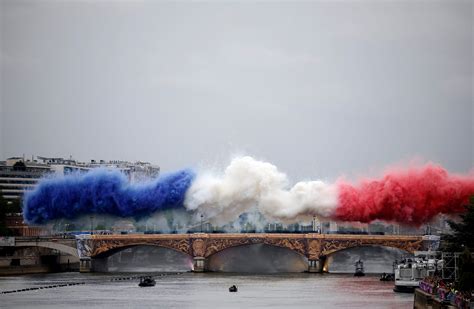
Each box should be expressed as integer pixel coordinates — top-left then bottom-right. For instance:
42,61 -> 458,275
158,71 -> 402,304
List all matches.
0,272 -> 413,309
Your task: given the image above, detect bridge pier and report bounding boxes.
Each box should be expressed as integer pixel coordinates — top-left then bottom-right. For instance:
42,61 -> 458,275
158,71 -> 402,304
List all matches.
307,257 -> 326,273
192,257 -> 206,272
80,258 -> 109,273
79,258 -> 91,273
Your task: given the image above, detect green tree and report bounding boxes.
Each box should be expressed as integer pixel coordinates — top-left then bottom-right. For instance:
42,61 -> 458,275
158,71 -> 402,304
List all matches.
442,196 -> 474,293
458,248 -> 474,293
442,196 -> 474,252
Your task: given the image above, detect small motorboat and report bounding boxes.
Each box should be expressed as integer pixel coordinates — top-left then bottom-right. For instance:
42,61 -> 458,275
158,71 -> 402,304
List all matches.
354,259 -> 365,277
138,276 -> 156,287
380,272 -> 394,281
229,285 -> 238,292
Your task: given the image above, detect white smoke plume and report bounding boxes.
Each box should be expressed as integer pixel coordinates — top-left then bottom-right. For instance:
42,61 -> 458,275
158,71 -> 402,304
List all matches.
184,156 -> 339,225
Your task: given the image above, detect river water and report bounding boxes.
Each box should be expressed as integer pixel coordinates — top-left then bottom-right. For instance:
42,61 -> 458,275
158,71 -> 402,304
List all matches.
0,272 -> 413,308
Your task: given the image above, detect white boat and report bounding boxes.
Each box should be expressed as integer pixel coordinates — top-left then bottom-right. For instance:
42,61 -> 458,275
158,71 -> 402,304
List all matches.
393,251 -> 443,293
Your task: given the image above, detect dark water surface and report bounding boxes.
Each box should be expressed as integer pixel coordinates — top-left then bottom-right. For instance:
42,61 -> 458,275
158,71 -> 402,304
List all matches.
0,272 -> 413,308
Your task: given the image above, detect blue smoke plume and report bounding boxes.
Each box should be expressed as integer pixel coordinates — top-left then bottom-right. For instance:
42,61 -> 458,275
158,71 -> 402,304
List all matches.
23,168 -> 196,224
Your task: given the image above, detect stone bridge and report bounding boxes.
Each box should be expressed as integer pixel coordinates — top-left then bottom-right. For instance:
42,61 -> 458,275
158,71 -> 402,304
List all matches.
11,237 -> 79,258
0,237 -> 80,273
76,233 -> 435,273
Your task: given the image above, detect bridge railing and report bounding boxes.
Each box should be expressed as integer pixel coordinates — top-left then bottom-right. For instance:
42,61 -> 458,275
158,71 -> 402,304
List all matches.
14,236 -> 77,242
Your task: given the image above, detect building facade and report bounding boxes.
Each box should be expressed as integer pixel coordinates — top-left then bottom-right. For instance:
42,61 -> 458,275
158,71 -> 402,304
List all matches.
0,155 -> 160,236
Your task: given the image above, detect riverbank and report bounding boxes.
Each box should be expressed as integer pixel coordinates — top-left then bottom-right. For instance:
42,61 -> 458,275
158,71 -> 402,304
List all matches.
0,263 -> 79,276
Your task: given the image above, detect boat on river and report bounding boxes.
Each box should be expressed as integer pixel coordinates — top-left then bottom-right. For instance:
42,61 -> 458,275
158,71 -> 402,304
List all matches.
393,251 -> 443,293
380,272 -> 394,281
354,260 -> 365,277
138,276 -> 156,287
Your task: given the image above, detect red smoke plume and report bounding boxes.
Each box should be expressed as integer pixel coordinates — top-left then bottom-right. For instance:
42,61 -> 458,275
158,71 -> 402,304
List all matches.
336,165 -> 474,226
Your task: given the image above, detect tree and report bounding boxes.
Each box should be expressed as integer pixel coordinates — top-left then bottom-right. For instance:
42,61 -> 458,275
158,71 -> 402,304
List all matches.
442,196 -> 474,293
442,196 -> 474,252
458,248 -> 474,293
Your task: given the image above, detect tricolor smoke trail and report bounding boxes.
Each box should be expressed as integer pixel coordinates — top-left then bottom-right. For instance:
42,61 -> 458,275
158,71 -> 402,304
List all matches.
23,156 -> 474,226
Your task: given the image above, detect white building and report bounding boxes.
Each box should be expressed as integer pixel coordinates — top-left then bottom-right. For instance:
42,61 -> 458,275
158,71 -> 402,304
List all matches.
0,155 -> 160,201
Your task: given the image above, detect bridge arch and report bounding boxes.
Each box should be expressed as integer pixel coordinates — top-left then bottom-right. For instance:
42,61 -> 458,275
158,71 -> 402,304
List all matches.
203,237 -> 307,258
207,243 -> 308,273
16,241 -> 79,258
206,242 -> 307,259
323,244 -> 409,273
89,238 -> 192,258
93,243 -> 193,259
319,237 -> 422,257
322,243 -> 413,257
324,244 -> 411,256
93,244 -> 194,273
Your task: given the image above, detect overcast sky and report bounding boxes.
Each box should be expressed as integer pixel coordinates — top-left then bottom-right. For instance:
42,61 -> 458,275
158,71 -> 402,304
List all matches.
1,0 -> 472,181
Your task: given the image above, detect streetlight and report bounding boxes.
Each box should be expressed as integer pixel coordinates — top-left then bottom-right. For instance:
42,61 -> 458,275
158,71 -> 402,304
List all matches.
90,216 -> 94,235
64,223 -> 70,238
200,214 -> 203,233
